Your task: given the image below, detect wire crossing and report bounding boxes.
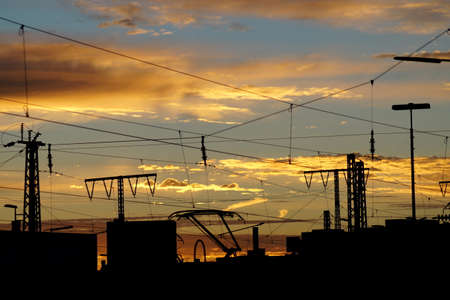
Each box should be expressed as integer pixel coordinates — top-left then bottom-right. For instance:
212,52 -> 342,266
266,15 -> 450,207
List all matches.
0,16 -> 447,141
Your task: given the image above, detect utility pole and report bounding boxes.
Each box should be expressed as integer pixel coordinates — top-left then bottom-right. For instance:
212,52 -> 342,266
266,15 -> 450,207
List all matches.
303,153 -> 369,232
323,210 -> 331,231
347,154 -> 368,232
19,130 -> 45,232
334,170 -> 341,230
3,126 -> 53,232
84,173 -> 157,222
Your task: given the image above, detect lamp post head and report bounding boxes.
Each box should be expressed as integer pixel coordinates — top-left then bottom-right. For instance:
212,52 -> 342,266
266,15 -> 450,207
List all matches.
392,103 -> 430,111
4,204 -> 17,209
394,56 -> 447,63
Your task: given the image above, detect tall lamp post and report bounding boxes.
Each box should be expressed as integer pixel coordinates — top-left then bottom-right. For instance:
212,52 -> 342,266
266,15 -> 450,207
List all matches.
4,204 -> 18,221
392,103 -> 430,221
4,204 -> 21,231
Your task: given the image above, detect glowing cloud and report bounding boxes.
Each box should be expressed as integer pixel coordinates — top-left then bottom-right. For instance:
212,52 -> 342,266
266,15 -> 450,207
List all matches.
138,164 -> 182,171
224,197 -> 268,211
279,209 -> 289,218
155,177 -> 263,193
69,184 -> 84,189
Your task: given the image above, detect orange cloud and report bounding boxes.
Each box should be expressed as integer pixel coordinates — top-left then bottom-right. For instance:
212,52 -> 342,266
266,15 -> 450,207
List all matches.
224,197 -> 268,211
138,164 -> 182,171
0,42 -> 256,124
197,85 -> 363,102
278,209 -> 289,218
155,177 -> 263,193
200,55 -> 381,84
76,0 -> 450,34
0,41 -> 373,129
216,154 -> 450,199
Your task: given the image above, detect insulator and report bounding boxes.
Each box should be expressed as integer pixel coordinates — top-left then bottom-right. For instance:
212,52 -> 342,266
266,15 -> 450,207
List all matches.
48,144 -> 53,174
201,136 -> 207,166
370,129 -> 375,160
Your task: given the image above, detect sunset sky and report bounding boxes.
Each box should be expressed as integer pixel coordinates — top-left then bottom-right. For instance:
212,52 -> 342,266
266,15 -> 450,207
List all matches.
0,1 -> 449,259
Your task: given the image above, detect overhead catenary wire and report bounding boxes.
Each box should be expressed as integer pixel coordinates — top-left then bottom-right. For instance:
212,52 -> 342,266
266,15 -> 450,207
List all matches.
0,96 -> 344,155
1,85 -> 448,151
0,184 -> 318,226
301,104 -> 447,138
0,111 -> 292,162
269,192 -> 322,235
30,129 -> 450,147
0,111 -> 341,171
1,17 -> 448,230
8,133 -> 449,206
207,28 -> 449,137
48,147 -> 317,197
0,147 -> 25,168
179,130 -> 195,208
0,17 -> 447,141
47,139 -> 344,155
208,80 -> 371,136
370,28 -> 450,82
0,112 -> 446,203
0,111 -> 335,201
0,16 -> 293,106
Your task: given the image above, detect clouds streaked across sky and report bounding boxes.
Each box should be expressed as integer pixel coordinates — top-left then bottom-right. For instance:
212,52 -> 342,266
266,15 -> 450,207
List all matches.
0,0 -> 449,245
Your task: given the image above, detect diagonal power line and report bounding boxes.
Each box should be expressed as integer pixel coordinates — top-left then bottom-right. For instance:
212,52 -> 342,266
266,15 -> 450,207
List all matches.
0,16 -> 447,139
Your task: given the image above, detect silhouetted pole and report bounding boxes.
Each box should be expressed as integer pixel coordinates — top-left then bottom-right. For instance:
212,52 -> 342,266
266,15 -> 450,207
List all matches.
3,126 -> 50,232
19,130 -> 45,232
4,204 -> 17,221
392,103 -> 430,220
4,204 -> 21,232
252,226 -> 259,251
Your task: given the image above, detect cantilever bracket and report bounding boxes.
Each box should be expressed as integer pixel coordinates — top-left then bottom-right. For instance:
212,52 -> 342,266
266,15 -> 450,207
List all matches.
146,174 -> 157,196
128,177 -> 138,197
320,171 -> 330,191
304,173 -> 313,190
103,179 -> 114,199
85,181 -> 95,201
439,181 -> 449,198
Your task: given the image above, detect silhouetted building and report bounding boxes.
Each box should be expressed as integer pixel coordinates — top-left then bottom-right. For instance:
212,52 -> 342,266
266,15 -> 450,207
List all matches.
286,218 -> 450,269
0,231 -> 97,272
105,220 -> 177,272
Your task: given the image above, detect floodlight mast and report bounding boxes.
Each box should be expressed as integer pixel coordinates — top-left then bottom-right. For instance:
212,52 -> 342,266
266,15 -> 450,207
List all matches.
392,102 -> 430,220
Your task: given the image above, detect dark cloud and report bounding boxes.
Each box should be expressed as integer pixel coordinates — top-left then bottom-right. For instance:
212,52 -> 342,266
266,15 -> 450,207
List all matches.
0,43 -> 195,104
